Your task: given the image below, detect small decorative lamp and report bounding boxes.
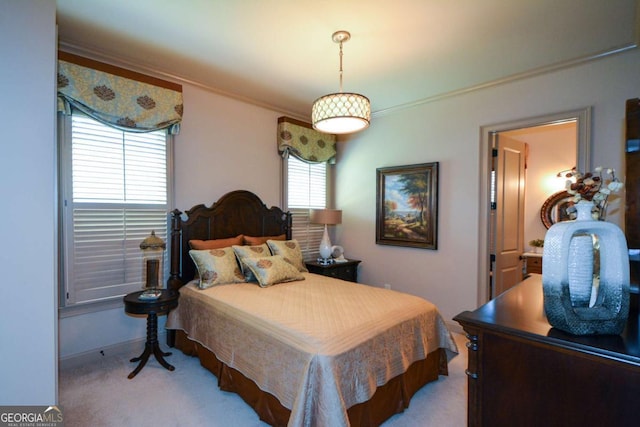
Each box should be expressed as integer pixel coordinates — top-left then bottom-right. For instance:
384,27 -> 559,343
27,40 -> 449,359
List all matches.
310,209 -> 342,265
139,230 -> 166,299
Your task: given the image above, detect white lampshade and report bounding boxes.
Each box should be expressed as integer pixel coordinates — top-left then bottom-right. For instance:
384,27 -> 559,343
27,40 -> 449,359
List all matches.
312,93 -> 370,134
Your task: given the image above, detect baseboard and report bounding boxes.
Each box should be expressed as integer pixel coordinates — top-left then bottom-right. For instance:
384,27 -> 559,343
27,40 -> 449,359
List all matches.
59,331 -> 166,370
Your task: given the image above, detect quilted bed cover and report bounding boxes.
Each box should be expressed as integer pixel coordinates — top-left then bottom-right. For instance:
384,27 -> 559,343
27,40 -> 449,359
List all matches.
166,273 -> 458,427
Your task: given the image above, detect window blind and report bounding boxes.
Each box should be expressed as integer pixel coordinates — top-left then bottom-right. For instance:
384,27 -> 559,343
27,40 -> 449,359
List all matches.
62,113 -> 169,305
286,156 -> 327,261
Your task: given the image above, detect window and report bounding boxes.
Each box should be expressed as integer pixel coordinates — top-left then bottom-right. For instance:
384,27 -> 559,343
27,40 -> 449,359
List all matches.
284,155 -> 330,261
59,112 -> 172,307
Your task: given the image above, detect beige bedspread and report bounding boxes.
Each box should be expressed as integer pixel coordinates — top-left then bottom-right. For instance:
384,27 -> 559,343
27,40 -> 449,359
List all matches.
166,273 -> 458,427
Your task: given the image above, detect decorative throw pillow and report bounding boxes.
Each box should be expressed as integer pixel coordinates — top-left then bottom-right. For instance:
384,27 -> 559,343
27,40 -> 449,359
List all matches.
243,234 -> 286,246
189,247 -> 245,289
267,239 -> 308,272
241,255 -> 305,287
189,235 -> 244,250
232,244 -> 272,282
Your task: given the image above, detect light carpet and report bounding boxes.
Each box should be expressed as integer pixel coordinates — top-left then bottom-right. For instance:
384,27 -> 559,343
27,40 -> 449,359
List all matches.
59,333 -> 467,426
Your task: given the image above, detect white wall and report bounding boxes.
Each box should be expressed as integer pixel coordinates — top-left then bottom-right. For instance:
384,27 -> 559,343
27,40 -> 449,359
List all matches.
174,84 -> 284,210
0,0 -> 57,404
337,49 -> 640,323
59,81 -> 288,359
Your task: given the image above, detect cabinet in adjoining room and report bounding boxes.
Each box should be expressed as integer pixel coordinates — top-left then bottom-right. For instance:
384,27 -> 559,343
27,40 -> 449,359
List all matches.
626,98 -> 640,289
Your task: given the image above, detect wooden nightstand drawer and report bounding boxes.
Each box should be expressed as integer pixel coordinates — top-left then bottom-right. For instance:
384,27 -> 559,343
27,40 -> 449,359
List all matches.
306,259 -> 361,282
524,255 -> 542,274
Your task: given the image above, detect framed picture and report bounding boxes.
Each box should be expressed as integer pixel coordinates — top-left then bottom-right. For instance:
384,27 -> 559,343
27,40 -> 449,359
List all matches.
376,162 -> 439,249
540,190 -> 576,229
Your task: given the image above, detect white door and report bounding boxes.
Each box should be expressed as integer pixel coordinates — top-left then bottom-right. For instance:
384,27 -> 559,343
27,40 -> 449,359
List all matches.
492,133 -> 526,297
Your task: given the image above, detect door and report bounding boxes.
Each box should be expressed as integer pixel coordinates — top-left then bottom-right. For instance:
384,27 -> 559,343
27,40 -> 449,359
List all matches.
492,132 -> 526,297
479,108 -> 589,304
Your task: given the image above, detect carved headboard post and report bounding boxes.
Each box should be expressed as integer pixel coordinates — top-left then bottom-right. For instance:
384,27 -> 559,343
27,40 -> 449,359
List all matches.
284,211 -> 292,240
167,209 -> 184,292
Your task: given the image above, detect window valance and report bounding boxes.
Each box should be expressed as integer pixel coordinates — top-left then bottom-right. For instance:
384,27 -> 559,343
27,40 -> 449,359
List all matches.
277,117 -> 336,163
57,52 -> 183,134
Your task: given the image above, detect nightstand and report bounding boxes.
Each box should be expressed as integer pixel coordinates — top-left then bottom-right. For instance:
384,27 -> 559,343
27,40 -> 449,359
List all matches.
306,259 -> 361,282
123,289 -> 179,379
522,252 -> 542,275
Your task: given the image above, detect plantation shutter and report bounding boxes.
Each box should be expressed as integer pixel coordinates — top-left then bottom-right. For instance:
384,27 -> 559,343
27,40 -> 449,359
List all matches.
62,113 -> 169,305
286,156 -> 327,261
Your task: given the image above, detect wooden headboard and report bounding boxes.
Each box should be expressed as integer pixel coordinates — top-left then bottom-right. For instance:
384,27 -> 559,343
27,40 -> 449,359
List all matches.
167,190 -> 292,291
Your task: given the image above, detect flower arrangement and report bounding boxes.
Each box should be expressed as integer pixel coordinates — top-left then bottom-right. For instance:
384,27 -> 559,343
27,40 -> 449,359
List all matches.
557,166 -> 624,220
529,238 -> 544,253
529,239 -> 544,248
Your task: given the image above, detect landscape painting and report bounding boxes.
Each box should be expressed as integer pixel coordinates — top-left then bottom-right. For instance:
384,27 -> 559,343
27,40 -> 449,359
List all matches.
376,162 -> 439,249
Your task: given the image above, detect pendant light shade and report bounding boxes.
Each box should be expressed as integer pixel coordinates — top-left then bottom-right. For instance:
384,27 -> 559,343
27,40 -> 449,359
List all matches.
312,31 -> 370,135
312,92 -> 370,134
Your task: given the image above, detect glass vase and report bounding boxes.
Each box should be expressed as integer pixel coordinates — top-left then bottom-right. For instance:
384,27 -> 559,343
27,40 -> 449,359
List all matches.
542,200 -> 630,335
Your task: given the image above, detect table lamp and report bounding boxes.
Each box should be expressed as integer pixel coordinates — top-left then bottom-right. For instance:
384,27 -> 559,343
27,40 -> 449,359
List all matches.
139,230 -> 165,299
310,208 -> 342,264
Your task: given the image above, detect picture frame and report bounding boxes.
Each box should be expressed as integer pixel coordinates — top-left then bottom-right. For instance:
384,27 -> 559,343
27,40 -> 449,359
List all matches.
376,162 -> 439,249
540,190 -> 576,229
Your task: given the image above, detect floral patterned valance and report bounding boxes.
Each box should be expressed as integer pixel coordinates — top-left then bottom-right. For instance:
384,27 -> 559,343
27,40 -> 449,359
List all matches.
57,52 -> 183,134
277,117 -> 337,163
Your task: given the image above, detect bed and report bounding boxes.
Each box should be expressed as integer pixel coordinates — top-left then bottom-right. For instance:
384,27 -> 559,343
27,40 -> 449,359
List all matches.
165,190 -> 458,427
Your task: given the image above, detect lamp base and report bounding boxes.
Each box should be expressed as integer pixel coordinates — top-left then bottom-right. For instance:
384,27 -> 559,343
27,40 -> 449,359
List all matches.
317,257 -> 335,265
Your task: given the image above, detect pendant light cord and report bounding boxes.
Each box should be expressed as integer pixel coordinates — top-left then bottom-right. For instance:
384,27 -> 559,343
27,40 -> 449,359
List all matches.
338,40 -> 344,93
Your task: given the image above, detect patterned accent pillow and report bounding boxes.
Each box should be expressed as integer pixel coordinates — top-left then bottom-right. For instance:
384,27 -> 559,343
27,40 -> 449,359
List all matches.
267,239 -> 308,272
232,244 -> 272,282
189,235 -> 244,250
189,247 -> 245,289
243,234 -> 286,246
241,255 -> 305,287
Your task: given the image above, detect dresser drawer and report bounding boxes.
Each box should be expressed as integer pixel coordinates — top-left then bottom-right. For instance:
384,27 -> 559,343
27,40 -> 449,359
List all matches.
526,256 -> 542,274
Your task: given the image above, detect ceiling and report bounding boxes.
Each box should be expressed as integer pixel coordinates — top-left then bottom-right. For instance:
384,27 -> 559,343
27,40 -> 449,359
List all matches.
56,0 -> 638,121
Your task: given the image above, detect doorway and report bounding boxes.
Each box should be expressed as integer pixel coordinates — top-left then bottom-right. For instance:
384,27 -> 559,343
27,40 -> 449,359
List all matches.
477,108 -> 592,303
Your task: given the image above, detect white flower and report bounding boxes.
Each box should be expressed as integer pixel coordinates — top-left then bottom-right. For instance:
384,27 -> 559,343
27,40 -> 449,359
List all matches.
557,166 -> 622,221
592,192 -> 606,201
608,181 -> 624,192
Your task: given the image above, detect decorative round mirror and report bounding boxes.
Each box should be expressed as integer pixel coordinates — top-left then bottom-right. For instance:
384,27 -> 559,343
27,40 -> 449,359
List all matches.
540,191 -> 575,229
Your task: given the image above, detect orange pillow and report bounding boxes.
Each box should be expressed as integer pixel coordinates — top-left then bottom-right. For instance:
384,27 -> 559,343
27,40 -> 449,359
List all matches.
189,235 -> 244,250
243,234 -> 286,246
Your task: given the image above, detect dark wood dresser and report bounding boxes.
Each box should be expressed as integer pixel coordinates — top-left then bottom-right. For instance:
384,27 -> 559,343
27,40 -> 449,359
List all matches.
454,275 -> 640,427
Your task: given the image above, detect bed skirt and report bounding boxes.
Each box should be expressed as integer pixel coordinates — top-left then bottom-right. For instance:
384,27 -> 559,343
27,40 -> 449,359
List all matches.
173,330 -> 449,427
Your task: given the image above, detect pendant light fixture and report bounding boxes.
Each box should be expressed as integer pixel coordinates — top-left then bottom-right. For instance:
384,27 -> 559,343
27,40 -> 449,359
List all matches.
312,30 -> 371,134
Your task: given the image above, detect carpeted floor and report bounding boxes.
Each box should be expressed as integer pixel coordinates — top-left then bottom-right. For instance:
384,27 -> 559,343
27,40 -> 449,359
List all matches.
59,333 -> 467,426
